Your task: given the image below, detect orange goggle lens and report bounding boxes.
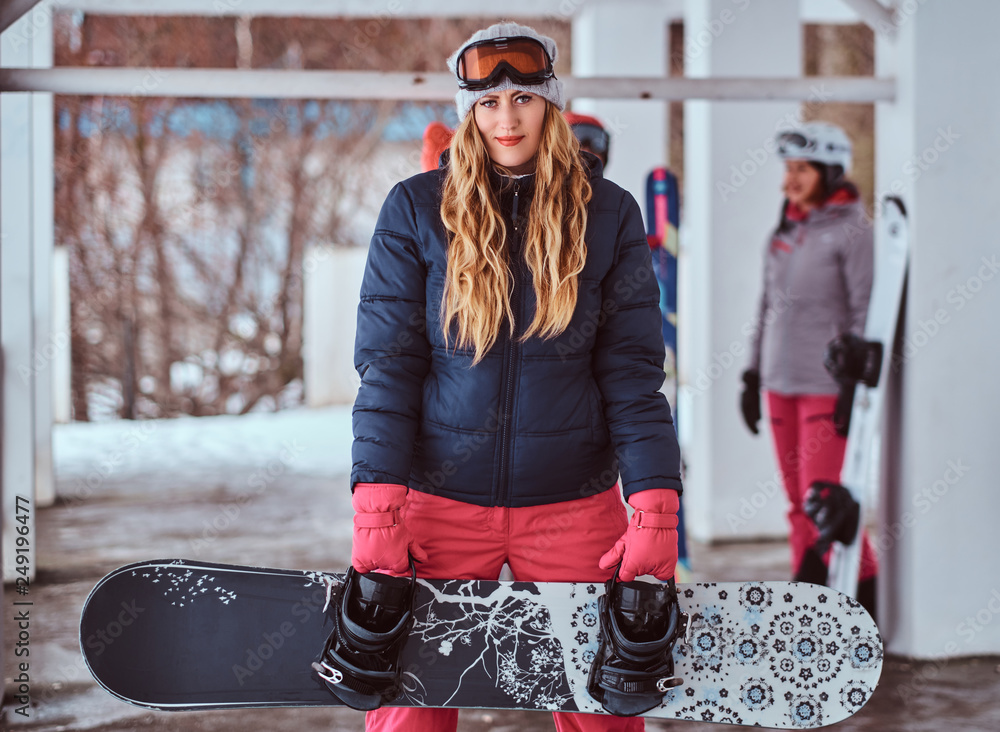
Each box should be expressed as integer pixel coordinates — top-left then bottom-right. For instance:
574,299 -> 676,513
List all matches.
457,37 -> 553,88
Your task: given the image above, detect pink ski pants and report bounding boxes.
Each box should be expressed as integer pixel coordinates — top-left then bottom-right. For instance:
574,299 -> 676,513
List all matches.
364,486 -> 645,732
765,391 -> 878,581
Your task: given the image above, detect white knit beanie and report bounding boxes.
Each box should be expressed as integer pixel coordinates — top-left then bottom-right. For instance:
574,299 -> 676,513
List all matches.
446,22 -> 565,120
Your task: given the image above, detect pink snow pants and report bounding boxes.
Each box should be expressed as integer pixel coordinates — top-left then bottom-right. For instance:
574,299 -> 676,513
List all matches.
364,486 -> 645,732
766,392 -> 878,581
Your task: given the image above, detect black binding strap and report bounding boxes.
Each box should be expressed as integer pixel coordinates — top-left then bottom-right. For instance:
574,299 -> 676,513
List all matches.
588,564 -> 688,716
311,560 -> 417,711
596,666 -> 684,695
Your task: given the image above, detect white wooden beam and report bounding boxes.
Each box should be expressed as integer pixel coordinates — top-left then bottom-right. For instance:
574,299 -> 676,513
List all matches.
58,0 -> 865,24
568,75 -> 894,102
0,0 -> 44,34
801,0 -> 862,24
839,0 -> 896,35
60,0 -> 585,18
0,67 -> 896,102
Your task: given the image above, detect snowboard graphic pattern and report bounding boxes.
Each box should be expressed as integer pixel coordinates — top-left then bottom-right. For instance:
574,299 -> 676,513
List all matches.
81,560 -> 882,728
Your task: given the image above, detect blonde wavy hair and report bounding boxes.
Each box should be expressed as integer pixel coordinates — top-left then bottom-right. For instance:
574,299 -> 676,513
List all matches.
440,102 -> 592,364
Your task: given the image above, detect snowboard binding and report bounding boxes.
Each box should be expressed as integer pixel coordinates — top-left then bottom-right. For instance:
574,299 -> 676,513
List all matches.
312,562 -> 417,711
587,568 -> 688,716
805,480 -> 860,555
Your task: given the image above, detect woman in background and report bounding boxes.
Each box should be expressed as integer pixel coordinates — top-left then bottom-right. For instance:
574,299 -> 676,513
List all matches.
741,121 -> 878,615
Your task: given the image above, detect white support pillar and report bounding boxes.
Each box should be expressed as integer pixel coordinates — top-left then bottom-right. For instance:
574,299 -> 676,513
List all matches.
52,245 -> 71,423
679,0 -> 802,543
2,17 -> 31,579
571,0 -> 670,202
1,1 -> 55,582
30,3 -> 54,506
302,245 -> 367,407
875,1 -> 1000,658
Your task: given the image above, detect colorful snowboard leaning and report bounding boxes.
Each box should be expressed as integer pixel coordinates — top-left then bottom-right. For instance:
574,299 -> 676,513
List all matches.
645,166 -> 691,581
81,558 -> 883,727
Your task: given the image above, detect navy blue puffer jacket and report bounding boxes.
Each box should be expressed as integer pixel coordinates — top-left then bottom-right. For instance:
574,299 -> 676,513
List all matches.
351,155 -> 682,507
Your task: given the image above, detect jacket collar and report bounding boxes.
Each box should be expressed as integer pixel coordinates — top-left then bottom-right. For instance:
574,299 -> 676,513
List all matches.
489,165 -> 536,198
785,186 -> 859,223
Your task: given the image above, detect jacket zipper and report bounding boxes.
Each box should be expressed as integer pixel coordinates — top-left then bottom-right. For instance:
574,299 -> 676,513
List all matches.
496,181 -> 522,507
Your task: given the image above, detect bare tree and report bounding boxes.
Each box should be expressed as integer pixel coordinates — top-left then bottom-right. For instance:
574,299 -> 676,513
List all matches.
52,13 -> 571,420
53,14 -> 400,419
160,96 -> 392,416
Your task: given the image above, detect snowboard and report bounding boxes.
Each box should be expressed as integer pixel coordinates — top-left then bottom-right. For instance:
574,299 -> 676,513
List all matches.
81,559 -> 882,727
826,196 -> 909,598
645,166 -> 691,582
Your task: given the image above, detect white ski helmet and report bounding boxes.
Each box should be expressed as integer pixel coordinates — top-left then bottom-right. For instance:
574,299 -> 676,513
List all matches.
775,122 -> 852,172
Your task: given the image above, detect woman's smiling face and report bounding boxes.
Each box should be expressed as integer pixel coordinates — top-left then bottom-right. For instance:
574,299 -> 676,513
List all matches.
782,159 -> 824,210
473,88 -> 546,169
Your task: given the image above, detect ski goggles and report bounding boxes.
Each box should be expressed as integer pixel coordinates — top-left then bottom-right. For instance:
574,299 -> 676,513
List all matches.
775,131 -> 817,157
570,121 -> 610,157
776,130 -> 850,160
455,36 -> 555,91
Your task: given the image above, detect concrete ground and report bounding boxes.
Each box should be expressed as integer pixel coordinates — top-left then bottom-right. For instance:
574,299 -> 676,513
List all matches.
3,412 -> 1000,731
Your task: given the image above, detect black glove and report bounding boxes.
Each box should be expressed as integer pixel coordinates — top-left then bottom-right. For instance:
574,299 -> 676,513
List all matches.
740,370 -> 761,435
804,481 -> 860,554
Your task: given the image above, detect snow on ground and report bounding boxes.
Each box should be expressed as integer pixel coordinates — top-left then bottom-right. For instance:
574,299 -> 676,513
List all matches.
53,405 -> 355,486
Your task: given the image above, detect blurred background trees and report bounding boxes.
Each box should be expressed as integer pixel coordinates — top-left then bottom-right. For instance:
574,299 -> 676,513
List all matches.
51,11 -> 870,421
53,13 -> 570,421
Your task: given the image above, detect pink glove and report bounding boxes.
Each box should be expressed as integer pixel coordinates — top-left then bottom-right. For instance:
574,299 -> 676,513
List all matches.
351,483 -> 428,574
599,489 -> 680,582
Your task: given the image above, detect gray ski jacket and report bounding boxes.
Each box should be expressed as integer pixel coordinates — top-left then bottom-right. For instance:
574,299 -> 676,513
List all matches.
747,190 -> 874,395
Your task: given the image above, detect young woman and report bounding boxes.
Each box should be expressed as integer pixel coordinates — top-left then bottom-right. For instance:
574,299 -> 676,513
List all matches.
350,22 -> 682,732
742,122 -> 878,614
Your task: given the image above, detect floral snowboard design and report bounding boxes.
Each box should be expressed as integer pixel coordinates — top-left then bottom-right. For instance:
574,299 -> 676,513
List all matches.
81,560 -> 882,727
